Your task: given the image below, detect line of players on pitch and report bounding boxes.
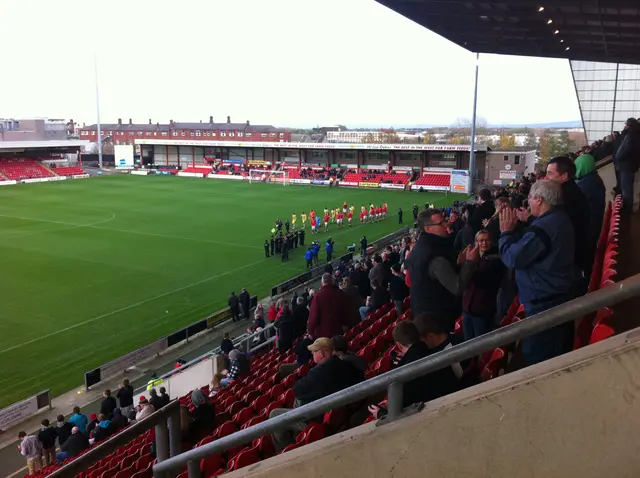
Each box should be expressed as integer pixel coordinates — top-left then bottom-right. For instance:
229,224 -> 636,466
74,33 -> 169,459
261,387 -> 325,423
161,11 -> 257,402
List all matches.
293,201 -> 389,234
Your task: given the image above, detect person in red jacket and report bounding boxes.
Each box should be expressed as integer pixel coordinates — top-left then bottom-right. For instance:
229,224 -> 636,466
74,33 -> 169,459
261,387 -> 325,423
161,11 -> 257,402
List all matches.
323,214 -> 330,232
308,273 -> 348,339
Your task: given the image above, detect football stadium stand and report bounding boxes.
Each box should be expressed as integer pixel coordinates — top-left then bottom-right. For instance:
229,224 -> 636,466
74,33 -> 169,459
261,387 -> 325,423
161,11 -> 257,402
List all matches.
0,158 -> 55,181
34,189 -> 624,478
53,166 -> 87,177
413,173 -> 451,189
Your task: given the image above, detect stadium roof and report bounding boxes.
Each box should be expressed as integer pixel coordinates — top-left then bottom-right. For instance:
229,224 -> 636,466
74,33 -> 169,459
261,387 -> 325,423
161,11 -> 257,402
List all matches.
0,140 -> 89,151
135,139 -> 489,152
376,0 -> 640,65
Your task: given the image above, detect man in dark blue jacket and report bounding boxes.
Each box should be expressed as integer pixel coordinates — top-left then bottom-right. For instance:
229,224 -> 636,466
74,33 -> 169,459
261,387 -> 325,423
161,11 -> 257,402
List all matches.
614,118 -> 640,213
499,180 -> 581,366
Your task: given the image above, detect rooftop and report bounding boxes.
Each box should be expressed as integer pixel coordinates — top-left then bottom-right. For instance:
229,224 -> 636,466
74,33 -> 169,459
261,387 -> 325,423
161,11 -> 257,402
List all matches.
377,0 -> 640,65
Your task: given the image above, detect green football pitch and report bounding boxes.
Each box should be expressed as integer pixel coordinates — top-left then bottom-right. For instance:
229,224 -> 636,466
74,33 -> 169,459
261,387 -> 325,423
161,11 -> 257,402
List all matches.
0,175 -> 452,407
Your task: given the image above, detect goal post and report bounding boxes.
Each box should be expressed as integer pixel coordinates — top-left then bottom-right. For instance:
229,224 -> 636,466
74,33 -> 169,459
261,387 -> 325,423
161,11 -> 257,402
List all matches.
248,169 -> 289,186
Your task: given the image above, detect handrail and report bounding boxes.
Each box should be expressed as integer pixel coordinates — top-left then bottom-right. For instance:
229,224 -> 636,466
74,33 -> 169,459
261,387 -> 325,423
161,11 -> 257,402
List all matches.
136,321 -> 276,392
49,400 -> 181,478
153,274 -> 640,478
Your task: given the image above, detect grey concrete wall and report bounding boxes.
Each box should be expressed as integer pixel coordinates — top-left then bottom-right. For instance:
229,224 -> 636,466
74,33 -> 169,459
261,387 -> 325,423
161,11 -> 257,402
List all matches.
228,328 -> 640,478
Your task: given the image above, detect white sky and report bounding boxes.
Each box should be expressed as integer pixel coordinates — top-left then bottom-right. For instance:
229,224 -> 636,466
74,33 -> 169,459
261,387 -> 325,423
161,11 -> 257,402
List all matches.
0,0 -> 581,127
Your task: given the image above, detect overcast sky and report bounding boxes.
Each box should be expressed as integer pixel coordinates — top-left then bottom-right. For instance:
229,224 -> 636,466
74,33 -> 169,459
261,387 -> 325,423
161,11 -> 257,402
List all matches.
0,0 -> 581,127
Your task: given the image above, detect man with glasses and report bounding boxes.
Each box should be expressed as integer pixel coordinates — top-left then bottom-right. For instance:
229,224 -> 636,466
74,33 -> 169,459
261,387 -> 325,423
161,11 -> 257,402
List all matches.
499,180 -> 580,366
405,209 -> 476,333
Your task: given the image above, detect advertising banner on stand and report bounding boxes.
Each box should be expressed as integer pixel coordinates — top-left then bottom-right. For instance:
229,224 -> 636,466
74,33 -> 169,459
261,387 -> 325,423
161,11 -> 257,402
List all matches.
450,170 -> 470,194
359,182 -> 380,188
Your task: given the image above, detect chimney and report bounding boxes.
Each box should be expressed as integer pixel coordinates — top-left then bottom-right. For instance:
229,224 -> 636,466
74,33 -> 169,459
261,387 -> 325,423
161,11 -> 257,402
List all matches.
200,119 -> 202,123
246,120 -> 250,126
149,119 -> 152,125
118,118 -> 122,126
82,122 -> 85,128
129,118 -> 132,125
170,119 -> 175,128
156,122 -> 160,128
209,116 -> 214,124
227,116 -> 231,124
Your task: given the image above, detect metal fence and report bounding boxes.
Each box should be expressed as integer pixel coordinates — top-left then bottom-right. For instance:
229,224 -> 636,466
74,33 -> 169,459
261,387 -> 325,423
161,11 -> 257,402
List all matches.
151,274 -> 640,478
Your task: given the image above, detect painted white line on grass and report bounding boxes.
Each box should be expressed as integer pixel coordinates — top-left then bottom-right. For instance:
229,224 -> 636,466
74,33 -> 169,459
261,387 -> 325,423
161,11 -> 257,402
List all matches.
0,212 -> 116,239
0,212 -> 261,250
0,257 -> 269,356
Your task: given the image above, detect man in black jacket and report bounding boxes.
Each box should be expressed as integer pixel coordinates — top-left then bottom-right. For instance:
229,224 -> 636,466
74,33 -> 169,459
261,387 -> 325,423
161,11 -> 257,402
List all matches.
614,118 -> 640,212
238,288 -> 251,319
269,338 -> 363,451
545,156 -> 591,277
116,379 -> 134,418
99,390 -> 117,420
468,189 -> 495,233
56,427 -> 89,464
38,419 -> 58,466
368,319 -> 461,420
228,292 -> 240,322
149,388 -> 164,411
405,210 -> 475,332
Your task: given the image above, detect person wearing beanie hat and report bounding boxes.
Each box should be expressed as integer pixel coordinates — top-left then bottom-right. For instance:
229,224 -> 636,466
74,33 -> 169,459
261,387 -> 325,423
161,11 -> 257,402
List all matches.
220,348 -> 249,387
575,152 -> 605,277
87,413 -> 99,436
135,396 -> 155,421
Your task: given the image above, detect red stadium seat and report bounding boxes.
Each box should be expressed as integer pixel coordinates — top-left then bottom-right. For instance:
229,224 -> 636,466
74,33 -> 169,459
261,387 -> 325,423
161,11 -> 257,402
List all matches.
200,453 -> 225,478
251,394 -> 271,413
227,446 -> 260,471
233,407 -> 255,426
252,435 -> 277,458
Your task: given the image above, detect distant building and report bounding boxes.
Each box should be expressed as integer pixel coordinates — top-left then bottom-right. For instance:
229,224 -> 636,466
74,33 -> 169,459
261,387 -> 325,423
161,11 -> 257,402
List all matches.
485,148 -> 537,186
78,116 -> 291,145
0,118 -> 74,142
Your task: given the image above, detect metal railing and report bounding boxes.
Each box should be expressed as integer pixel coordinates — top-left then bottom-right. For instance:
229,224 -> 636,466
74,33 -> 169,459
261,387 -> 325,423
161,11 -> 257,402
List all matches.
153,274 -> 640,478
49,400 -> 182,478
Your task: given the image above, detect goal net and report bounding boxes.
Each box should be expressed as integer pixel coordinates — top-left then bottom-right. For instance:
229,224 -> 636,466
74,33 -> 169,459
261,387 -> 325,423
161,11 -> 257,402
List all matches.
248,169 -> 289,186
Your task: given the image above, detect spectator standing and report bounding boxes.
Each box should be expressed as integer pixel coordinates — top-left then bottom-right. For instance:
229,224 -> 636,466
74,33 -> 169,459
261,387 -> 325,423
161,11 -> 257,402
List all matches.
158,387 -> 171,407
499,180 -> 581,365
468,189 -> 495,233
308,273 -> 349,339
459,230 -> 506,340
575,152 -> 606,277
388,264 -> 409,316
360,236 -> 368,257
228,292 -> 241,322
369,254 -> 386,289
117,379 -> 134,418
100,389 -> 117,419
339,277 -> 362,329
220,332 -> 234,355
448,210 -> 464,237
274,300 -> 296,353
397,207 -> 403,224
613,118 -> 640,212
292,296 -> 310,338
68,406 -> 89,435
56,427 -> 89,464
238,288 -> 251,319
269,338 -> 363,451
38,419 -> 57,466
325,238 -> 334,262
406,209 -> 472,332
55,415 -> 73,446
545,156 -> 591,277
149,388 -> 164,411
18,431 -> 43,475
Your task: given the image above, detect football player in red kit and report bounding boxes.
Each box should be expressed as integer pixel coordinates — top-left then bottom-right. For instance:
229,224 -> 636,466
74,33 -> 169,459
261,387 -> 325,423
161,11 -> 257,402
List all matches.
347,210 -> 353,227
323,213 -> 330,232
336,210 -> 343,228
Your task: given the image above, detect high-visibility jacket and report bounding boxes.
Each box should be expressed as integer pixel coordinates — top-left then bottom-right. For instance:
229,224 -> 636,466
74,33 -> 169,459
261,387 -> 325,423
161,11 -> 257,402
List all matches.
146,378 -> 164,390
